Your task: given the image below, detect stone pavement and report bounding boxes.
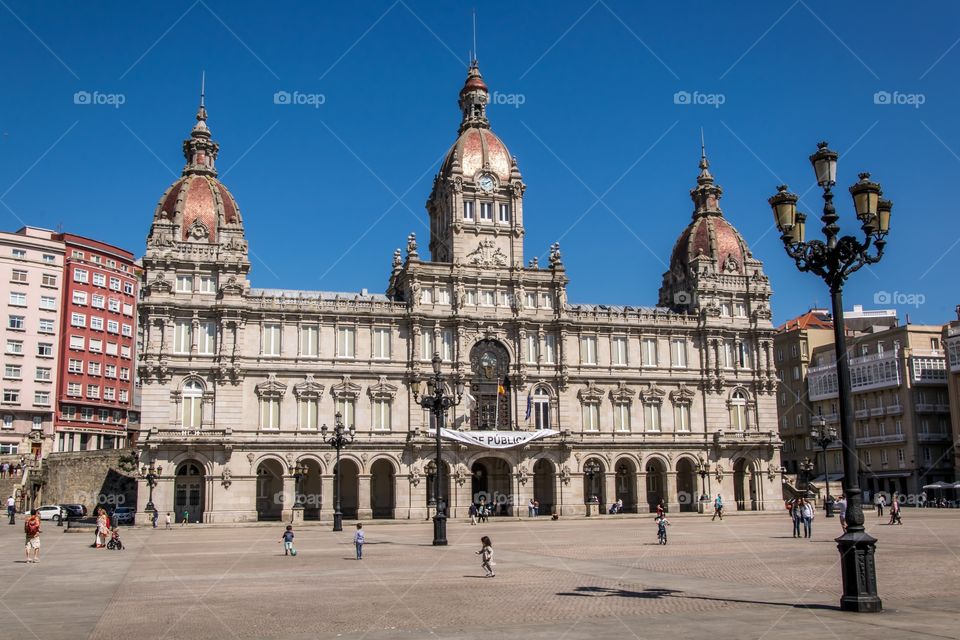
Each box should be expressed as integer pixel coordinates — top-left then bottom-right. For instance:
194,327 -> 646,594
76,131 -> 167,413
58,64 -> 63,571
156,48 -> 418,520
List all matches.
1,510 -> 958,639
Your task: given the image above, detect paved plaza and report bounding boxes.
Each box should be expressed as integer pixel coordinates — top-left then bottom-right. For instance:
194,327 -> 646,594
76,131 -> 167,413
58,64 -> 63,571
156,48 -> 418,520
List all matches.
2,510 -> 958,639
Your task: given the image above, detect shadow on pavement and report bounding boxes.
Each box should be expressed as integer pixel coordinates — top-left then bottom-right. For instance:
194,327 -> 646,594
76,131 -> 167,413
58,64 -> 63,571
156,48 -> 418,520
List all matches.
557,586 -> 841,611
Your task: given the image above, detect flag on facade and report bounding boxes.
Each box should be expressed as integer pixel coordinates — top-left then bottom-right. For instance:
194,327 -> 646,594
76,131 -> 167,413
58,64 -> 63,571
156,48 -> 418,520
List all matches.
525,393 -> 532,421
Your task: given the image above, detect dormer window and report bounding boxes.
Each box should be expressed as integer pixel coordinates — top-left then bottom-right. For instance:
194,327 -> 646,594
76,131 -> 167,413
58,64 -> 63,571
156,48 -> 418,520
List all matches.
480,202 -> 492,221
463,201 -> 475,220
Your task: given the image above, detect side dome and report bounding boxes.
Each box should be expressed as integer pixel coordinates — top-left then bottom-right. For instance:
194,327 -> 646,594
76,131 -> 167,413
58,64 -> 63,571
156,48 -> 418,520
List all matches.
150,91 -> 243,244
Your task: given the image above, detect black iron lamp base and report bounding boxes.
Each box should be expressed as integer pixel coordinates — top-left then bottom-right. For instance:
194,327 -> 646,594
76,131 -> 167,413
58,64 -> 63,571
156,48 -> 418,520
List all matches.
836,530 -> 882,613
333,511 -> 343,532
432,513 -> 447,546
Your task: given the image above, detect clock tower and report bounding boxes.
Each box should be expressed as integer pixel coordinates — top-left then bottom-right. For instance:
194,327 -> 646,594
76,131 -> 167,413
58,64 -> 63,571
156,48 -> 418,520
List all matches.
426,60 -> 526,267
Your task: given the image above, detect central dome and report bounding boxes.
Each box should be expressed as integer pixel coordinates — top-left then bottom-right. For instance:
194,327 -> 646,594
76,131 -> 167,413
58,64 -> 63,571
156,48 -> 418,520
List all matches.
441,128 -> 512,182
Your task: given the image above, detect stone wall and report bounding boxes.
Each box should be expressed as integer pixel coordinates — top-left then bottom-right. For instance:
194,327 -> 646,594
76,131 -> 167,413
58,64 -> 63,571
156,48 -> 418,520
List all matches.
41,451 -> 137,512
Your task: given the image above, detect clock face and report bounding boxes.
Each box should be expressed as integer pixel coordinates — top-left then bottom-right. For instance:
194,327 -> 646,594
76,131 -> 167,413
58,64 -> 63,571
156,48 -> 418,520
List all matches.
478,173 -> 495,193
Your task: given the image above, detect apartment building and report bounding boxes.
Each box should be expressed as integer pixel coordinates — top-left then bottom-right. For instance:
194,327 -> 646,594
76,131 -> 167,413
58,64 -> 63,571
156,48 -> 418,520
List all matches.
53,234 -> 138,452
806,323 -> 950,498
943,306 -> 960,476
0,228 -> 65,458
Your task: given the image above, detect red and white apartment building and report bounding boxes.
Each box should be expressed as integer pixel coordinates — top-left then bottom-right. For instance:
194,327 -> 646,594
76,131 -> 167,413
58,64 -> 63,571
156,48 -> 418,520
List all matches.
54,234 -> 139,452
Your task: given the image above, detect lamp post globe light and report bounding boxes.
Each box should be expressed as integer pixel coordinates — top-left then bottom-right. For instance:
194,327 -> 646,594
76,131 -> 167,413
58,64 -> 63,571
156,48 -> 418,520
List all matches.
140,463 -> 162,513
321,412 -> 355,532
583,459 -> 601,506
799,457 -> 816,498
412,352 -> 465,546
811,423 -> 839,516
770,141 -> 889,613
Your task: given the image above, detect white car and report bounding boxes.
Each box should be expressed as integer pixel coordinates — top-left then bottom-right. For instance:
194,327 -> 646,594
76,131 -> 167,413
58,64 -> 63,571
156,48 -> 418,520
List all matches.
36,505 -> 63,521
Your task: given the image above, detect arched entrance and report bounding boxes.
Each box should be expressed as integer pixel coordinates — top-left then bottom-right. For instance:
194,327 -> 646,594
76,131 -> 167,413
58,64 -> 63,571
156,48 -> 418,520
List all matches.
734,458 -> 757,510
614,459 -> 638,513
256,459 -> 284,521
472,457 -> 512,515
676,458 -> 697,512
370,459 -> 395,519
173,461 -> 205,523
582,457 -> 606,507
298,458 -> 322,520
533,458 -> 555,515
469,340 -> 511,430
334,459 -> 360,519
645,459 -> 667,512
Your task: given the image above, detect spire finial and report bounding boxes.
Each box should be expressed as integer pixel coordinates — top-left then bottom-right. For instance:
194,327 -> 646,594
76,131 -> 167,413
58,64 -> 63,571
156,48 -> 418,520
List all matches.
200,70 -> 206,108
696,128 -> 713,185
472,8 -> 478,63
183,77 -> 218,176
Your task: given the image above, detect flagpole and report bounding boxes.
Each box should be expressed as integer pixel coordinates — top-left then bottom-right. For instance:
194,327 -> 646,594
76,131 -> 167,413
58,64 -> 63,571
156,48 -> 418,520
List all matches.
494,387 -> 500,430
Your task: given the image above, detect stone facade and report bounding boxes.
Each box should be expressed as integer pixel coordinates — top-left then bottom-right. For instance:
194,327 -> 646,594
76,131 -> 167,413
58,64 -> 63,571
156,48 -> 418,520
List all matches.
135,64 -> 782,523
942,307 -> 960,478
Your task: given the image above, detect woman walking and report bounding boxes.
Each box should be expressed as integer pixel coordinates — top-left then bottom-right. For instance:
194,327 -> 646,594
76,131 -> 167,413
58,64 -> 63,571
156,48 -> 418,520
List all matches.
95,508 -> 110,548
476,536 -> 495,577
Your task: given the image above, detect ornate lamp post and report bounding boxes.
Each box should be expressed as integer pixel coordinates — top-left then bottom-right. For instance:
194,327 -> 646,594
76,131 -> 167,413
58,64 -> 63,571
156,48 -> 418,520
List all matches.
412,352 -> 464,546
799,457 -> 815,497
139,463 -> 162,513
769,141 -> 889,613
292,462 -> 308,508
697,461 -> 710,501
424,460 -> 437,520
583,459 -> 601,506
811,423 -> 839,516
321,412 -> 354,532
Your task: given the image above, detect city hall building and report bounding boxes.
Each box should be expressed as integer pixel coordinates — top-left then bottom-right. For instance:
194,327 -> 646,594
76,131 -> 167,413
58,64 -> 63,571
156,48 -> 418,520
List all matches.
135,63 -> 782,523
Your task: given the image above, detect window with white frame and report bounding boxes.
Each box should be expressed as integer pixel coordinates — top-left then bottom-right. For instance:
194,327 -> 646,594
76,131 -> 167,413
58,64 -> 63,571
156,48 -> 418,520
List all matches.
181,381 -> 203,427
198,321 -> 216,355
86,384 -> 100,399
35,367 -> 51,382
121,323 -> 132,337
3,389 -> 20,403
72,291 -> 87,305
260,397 -> 280,430
421,330 -> 435,361
335,398 -> 355,428
582,402 -> 600,431
90,317 -> 104,331
120,345 -> 131,358
103,387 -> 115,401
8,292 -> 26,307
526,334 -> 538,364
123,281 -> 134,295
11,269 -> 27,283
68,336 -> 84,350
580,335 -> 598,365
298,397 -> 318,430
723,340 -> 735,369
38,319 -> 54,334
262,323 -> 281,356
479,201 -> 492,220
671,339 -> 687,368
119,390 -> 128,402
612,336 -> 628,366
544,334 -> 557,364
106,342 -> 118,356
34,391 -> 50,406
420,287 -> 434,305
119,367 -> 129,381
92,273 -> 105,287
481,290 -> 495,307
174,321 -> 192,354
122,303 -> 133,316
3,365 -> 20,379
525,292 -> 536,309
88,361 -> 101,376
463,200 -> 475,220
436,287 -> 450,305
37,343 -> 52,357
674,403 -> 691,432
199,275 -> 217,293
73,268 -> 88,283
738,341 -> 752,368
105,364 -> 116,378
91,294 -> 105,308
39,296 -> 56,310
441,329 -> 454,362
300,325 -> 318,357
67,383 -> 81,397
373,328 -> 390,359
729,390 -> 747,431
372,399 -> 391,431
107,320 -> 119,334
109,276 -> 121,291
644,403 -> 661,432
498,203 -> 510,223
337,327 -> 355,358
541,292 -> 553,309
641,338 -> 657,366
613,403 -> 631,432
532,387 -> 551,429
71,312 -> 86,327
68,359 -> 83,373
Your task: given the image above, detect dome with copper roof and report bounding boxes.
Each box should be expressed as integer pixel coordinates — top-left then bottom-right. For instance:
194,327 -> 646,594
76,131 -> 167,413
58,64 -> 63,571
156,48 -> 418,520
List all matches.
438,61 -> 514,182
667,148 -> 749,276
151,88 -> 243,244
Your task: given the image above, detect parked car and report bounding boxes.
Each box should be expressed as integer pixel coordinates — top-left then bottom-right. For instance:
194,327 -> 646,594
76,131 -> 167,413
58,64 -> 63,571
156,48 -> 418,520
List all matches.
111,506 -> 135,525
59,504 -> 86,519
36,505 -> 63,521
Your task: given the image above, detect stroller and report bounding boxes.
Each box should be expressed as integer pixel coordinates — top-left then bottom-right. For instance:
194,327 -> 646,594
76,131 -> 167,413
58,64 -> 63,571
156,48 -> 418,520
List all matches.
106,528 -> 124,550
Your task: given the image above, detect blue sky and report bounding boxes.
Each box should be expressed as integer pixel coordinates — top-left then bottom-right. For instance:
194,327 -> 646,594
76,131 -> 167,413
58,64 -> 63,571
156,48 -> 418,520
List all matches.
1,1 -> 957,325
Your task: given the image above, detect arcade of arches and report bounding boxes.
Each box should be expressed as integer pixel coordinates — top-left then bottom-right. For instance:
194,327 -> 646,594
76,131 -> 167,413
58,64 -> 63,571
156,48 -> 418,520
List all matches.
148,451 -> 775,523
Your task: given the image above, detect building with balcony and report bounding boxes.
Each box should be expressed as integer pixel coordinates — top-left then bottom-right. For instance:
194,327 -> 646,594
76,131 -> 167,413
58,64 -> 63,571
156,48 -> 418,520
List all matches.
943,306 -> 960,477
134,63 -> 783,524
0,227 -> 64,460
807,323 -> 951,499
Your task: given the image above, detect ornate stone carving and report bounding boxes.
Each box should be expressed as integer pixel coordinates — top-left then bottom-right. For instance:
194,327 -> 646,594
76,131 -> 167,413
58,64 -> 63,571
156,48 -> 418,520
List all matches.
293,375 -> 324,400
669,383 -> 696,405
609,381 -> 635,403
255,373 -> 287,398
367,376 -> 398,400
578,380 -> 604,404
406,232 -> 419,259
221,468 -> 232,489
331,375 -> 361,400
465,239 -> 507,267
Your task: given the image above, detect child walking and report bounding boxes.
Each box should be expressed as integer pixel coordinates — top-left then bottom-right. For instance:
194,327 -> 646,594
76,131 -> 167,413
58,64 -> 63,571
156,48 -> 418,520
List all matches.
280,525 -> 296,556
476,535 -> 495,577
354,523 -> 365,560
164,512 -> 172,530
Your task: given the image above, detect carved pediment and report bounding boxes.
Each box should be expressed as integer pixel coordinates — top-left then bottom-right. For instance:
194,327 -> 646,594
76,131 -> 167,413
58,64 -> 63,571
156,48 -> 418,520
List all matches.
293,375 -> 324,400
641,383 -> 666,405
255,373 -> 287,398
578,380 -> 604,404
670,383 -> 696,405
367,376 -> 398,400
609,381 -> 635,403
465,239 -> 508,267
331,375 -> 362,400
219,276 -> 244,296
147,273 -> 173,294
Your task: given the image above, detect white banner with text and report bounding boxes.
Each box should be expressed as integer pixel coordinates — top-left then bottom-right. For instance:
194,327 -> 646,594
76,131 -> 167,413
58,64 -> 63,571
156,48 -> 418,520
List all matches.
427,428 -> 559,449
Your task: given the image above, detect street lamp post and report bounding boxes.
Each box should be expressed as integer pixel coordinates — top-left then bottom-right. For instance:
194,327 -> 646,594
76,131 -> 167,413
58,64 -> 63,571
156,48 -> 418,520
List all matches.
769,141 -> 889,613
583,459 -> 600,514
799,457 -> 815,497
811,423 -> 839,516
321,412 -> 355,532
412,352 -> 465,546
697,461 -> 710,514
140,463 -> 162,513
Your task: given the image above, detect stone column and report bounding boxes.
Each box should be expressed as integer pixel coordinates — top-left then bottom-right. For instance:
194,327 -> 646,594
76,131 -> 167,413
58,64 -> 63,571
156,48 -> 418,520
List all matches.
603,473 -> 617,513
453,477 -> 472,519
571,473 -> 586,516
394,473 -> 410,520
319,474 -> 334,521
666,471 -> 679,513
357,474 -> 372,520
280,474 -> 296,523
408,478 -> 428,521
